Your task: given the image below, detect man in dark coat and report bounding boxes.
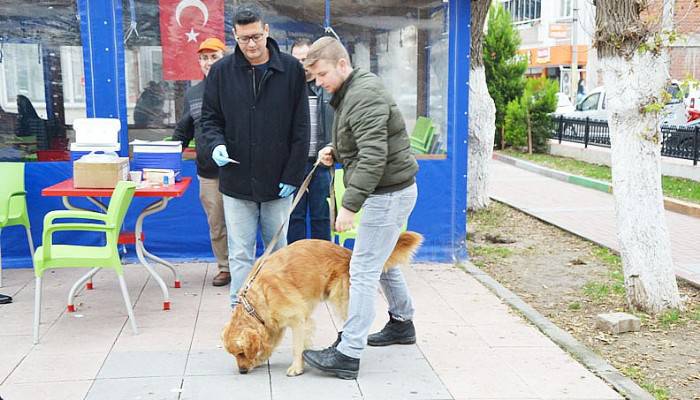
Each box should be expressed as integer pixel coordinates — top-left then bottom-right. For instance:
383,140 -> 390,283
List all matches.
200,3 -> 309,306
172,37 -> 230,287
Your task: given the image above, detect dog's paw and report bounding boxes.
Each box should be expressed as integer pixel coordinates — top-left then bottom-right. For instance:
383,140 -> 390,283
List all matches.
286,364 -> 304,377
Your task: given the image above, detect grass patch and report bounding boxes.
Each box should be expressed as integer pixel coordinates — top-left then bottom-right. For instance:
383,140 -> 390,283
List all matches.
592,247 -> 621,269
471,245 -> 513,259
567,302 -> 581,310
502,149 -> 611,181
658,309 -> 682,328
501,149 -> 700,204
582,281 -> 612,301
691,309 -> 700,321
622,367 -> 670,400
468,207 -> 504,230
642,383 -> 670,400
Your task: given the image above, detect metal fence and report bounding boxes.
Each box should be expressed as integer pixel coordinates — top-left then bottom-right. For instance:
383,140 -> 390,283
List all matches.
551,115 -> 700,165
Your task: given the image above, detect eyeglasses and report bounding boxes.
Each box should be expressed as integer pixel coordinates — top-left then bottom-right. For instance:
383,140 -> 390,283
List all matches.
236,33 -> 265,45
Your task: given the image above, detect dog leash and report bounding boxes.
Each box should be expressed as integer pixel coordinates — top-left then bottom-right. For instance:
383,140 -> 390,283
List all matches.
236,159 -> 324,324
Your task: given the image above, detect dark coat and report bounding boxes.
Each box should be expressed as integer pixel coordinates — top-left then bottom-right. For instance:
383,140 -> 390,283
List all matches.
171,81 -> 219,179
200,38 -> 310,202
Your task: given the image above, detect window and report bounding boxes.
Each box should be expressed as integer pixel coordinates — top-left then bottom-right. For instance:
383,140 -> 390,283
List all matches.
560,0 -> 572,17
60,46 -> 86,105
0,43 -> 46,113
502,0 -> 541,23
580,93 -> 600,111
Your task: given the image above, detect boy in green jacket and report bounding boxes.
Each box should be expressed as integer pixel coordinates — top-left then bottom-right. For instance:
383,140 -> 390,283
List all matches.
302,37 -> 419,379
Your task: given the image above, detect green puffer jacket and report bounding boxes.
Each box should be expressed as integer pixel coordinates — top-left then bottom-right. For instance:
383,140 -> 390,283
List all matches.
330,68 -> 419,212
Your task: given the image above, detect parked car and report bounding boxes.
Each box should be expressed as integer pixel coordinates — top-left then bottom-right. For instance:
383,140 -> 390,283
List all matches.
560,84 -> 687,132
684,85 -> 700,122
555,92 -> 575,114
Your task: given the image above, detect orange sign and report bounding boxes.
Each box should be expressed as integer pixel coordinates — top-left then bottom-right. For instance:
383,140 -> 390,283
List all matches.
549,23 -> 571,39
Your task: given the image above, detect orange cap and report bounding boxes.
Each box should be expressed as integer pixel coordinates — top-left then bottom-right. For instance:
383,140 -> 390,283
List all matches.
198,38 -> 227,53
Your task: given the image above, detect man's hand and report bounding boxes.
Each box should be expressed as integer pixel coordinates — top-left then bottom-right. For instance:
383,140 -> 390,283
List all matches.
278,183 -> 297,198
212,145 -> 231,167
335,207 -> 356,232
317,146 -> 334,166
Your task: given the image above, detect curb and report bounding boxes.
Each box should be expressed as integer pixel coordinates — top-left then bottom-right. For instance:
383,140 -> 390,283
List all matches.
461,262 -> 654,400
493,152 -> 700,219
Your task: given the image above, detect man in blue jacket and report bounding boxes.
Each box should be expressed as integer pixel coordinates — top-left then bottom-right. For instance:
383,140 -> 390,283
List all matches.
200,3 -> 309,306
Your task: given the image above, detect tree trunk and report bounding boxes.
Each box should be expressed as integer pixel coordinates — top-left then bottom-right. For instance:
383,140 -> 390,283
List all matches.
596,0 -> 681,313
526,111 -> 532,154
467,0 -> 496,211
468,66 -> 497,210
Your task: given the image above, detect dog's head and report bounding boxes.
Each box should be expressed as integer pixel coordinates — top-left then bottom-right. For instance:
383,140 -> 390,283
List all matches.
221,305 -> 270,374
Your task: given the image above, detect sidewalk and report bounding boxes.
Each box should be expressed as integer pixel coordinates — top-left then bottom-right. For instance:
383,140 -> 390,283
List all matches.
489,158 -> 700,286
0,261 -> 622,400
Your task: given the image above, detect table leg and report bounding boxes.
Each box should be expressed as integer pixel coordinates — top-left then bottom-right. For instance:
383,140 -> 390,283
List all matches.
135,198 -> 172,310
67,267 -> 100,312
136,198 -> 181,288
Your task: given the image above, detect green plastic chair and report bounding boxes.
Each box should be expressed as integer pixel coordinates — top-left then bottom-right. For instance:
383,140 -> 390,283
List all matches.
331,168 -> 364,247
330,168 -> 409,247
32,181 -> 137,344
0,162 -> 35,287
410,116 -> 435,154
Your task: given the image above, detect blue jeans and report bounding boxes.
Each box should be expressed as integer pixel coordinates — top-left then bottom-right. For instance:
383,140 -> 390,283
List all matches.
222,194 -> 292,305
336,183 -> 418,359
287,161 -> 331,243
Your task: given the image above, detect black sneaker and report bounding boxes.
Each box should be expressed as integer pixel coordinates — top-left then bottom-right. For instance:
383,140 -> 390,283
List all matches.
303,346 -> 359,379
0,294 -> 12,304
367,313 -> 416,346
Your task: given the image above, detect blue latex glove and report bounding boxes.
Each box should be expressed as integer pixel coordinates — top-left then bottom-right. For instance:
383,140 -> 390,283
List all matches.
278,183 -> 297,198
212,145 -> 230,167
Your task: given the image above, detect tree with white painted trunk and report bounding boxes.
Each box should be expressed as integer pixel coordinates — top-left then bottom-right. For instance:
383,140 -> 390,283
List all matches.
595,0 -> 681,313
467,0 -> 496,211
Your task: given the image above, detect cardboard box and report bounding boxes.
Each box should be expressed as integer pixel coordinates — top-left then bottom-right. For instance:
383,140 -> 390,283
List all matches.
143,168 -> 175,187
73,157 -> 130,188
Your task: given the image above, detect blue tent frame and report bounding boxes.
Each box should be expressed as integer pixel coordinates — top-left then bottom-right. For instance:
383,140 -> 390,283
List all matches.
2,0 -> 470,266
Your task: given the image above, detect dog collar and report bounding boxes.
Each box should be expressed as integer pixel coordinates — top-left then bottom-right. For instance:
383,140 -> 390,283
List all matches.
239,294 -> 265,326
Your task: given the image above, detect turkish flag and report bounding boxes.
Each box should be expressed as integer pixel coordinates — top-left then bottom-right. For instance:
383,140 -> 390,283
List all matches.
159,0 -> 225,80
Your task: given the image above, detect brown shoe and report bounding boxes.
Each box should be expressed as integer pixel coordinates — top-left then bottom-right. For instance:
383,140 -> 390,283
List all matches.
212,271 -> 231,287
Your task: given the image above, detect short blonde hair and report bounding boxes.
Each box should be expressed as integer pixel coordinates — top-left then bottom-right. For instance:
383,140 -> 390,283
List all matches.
304,37 -> 351,68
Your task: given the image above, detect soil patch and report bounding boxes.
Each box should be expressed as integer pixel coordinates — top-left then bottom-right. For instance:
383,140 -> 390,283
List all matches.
468,202 -> 700,400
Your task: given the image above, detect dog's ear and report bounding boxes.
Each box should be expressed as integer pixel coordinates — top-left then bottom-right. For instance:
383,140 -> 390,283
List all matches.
243,330 -> 260,361
221,320 -> 231,342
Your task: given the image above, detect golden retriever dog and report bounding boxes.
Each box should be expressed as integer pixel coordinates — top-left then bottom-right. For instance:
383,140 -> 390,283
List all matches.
221,231 -> 423,376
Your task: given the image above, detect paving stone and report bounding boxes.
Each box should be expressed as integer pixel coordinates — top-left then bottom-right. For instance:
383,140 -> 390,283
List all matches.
97,350 -> 188,379
596,312 -> 641,334
85,376 -> 183,400
181,373 -> 271,400
0,380 -> 93,400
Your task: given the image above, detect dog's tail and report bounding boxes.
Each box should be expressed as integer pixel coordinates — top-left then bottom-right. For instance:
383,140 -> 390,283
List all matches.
383,231 -> 423,271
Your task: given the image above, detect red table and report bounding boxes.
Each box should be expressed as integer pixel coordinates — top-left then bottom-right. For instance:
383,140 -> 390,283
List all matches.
42,177 -> 191,310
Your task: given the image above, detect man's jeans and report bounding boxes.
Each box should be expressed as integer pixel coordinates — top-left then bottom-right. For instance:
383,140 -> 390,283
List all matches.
288,161 -> 331,243
336,183 -> 418,359
222,194 -> 292,305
